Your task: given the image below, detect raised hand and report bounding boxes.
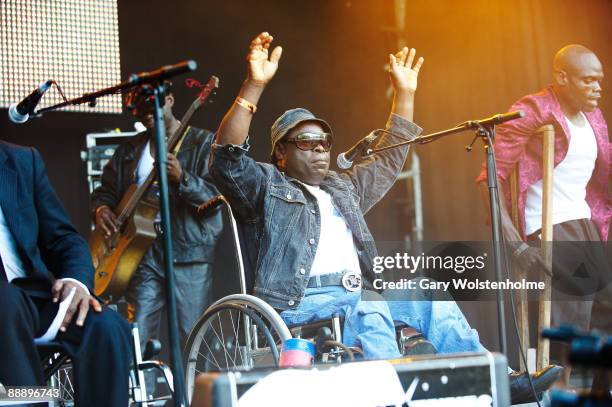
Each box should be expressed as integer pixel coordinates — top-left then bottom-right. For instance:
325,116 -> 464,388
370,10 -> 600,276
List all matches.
247,32 -> 283,86
389,47 -> 424,94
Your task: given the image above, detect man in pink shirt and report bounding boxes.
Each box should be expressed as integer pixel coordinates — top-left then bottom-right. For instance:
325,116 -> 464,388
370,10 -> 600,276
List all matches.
477,44 -> 611,379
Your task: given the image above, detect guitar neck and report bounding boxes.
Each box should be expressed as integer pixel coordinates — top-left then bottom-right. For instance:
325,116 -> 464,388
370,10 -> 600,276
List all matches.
116,107 -> 198,225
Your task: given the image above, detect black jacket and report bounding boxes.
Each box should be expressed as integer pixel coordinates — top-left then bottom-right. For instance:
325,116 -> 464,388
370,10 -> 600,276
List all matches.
0,141 -> 94,296
91,127 -> 222,263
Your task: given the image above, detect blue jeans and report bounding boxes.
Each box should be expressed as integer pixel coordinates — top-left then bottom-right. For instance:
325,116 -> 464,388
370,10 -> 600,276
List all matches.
386,300 -> 487,354
280,285 -> 487,360
280,286 -> 401,359
384,281 -> 487,354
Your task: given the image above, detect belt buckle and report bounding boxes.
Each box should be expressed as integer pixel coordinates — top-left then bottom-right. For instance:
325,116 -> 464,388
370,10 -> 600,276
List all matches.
341,271 -> 362,292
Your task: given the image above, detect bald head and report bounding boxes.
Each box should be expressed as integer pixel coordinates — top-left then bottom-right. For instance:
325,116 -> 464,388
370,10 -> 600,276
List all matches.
554,45 -> 597,74
552,44 -> 603,113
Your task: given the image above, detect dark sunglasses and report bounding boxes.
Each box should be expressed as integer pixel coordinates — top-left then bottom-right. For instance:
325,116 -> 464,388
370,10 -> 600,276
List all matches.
284,132 -> 333,152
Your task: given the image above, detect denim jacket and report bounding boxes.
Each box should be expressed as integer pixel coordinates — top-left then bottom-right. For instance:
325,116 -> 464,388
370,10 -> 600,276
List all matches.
210,114 -> 422,310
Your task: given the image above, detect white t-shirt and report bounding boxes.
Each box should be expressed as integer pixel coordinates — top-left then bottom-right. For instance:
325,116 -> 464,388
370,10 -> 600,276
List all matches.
301,183 -> 361,277
524,112 -> 598,235
135,140 -> 154,186
134,140 -> 162,221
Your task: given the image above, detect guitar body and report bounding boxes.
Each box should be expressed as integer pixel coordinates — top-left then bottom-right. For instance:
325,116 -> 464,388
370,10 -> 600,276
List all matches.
91,184 -> 158,301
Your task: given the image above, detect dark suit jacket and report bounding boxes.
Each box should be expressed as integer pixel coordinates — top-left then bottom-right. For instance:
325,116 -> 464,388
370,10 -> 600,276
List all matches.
0,141 -> 94,297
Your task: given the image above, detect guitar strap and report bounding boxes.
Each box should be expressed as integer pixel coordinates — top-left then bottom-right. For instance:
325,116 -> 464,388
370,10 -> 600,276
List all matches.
172,126 -> 190,155
149,126 -> 191,189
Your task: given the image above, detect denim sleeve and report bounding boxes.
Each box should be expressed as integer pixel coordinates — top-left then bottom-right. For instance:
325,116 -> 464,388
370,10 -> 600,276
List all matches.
177,131 -> 220,208
343,113 -> 422,214
209,137 -> 269,223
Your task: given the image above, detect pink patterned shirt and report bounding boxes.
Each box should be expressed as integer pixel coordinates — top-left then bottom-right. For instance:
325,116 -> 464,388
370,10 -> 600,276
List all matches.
476,86 -> 610,241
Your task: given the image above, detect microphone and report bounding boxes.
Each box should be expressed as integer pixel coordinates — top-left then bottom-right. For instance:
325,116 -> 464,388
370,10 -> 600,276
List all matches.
466,110 -> 524,128
8,80 -> 53,123
128,60 -> 197,86
337,131 -> 379,169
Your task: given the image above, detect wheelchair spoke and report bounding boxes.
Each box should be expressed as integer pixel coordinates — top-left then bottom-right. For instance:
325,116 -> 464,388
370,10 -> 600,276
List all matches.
208,312 -> 237,368
216,312 -> 232,368
229,309 -> 242,367
197,349 -> 221,371
197,333 -> 222,370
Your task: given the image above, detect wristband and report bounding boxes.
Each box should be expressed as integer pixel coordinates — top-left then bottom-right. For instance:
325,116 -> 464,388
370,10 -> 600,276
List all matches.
235,97 -> 257,113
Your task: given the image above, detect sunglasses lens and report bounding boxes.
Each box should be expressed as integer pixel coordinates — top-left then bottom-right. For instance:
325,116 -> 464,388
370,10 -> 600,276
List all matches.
295,140 -> 332,151
295,141 -> 314,150
289,133 -> 333,151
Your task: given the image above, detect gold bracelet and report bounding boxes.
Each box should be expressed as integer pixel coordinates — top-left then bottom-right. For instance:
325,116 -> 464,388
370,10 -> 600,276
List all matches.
235,97 -> 257,113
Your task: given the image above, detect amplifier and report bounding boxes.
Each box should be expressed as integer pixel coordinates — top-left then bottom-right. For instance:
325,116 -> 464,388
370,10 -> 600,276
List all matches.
191,352 -> 509,407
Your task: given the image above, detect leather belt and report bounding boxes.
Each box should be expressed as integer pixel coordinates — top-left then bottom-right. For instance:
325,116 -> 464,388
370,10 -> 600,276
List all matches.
307,271 -> 362,292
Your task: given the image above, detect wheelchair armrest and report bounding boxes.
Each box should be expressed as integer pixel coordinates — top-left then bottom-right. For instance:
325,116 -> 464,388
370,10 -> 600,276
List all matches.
138,360 -> 174,393
36,342 -> 66,357
142,338 -> 162,361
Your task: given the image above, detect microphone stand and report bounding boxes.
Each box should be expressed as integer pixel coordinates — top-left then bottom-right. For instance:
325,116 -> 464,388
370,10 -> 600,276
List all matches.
31,61 -> 196,407
364,111 -> 524,355
34,60 -> 197,114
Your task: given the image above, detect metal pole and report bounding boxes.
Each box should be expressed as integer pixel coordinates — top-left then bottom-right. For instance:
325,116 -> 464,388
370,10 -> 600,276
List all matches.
483,126 -> 508,354
151,85 -> 187,406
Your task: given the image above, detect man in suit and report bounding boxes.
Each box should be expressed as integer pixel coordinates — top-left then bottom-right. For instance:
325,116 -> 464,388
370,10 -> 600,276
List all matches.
0,141 -> 131,406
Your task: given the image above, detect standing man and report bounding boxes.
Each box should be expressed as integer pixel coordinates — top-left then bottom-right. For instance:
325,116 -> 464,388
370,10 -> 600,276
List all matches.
476,44 -> 610,331
91,82 -> 222,349
476,45 -> 610,386
0,140 -> 131,406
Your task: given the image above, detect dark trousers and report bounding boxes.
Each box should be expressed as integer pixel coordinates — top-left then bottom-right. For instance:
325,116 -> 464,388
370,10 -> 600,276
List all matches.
0,282 -> 132,406
527,218 -> 612,331
125,242 -> 213,351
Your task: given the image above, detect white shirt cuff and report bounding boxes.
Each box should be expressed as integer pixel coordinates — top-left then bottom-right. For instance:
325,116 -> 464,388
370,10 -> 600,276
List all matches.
59,278 -> 90,296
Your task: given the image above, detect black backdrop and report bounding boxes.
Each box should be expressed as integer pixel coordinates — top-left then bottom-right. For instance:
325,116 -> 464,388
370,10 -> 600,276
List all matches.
1,0 -> 610,359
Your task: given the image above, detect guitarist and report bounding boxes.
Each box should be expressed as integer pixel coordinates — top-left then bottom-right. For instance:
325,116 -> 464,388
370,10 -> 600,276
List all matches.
91,81 -> 222,350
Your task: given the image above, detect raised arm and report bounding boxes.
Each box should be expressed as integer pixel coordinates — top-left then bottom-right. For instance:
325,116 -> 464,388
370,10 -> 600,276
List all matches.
389,47 -> 424,121
216,32 -> 283,145
346,47 -> 424,213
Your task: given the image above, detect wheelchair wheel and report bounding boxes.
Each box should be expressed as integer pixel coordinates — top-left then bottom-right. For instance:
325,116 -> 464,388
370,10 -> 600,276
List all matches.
184,294 -> 291,401
49,362 -> 75,406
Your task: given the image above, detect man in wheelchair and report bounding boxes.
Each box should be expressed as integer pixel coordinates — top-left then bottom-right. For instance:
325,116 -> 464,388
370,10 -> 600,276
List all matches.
208,32 -> 562,402
0,141 -> 131,406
